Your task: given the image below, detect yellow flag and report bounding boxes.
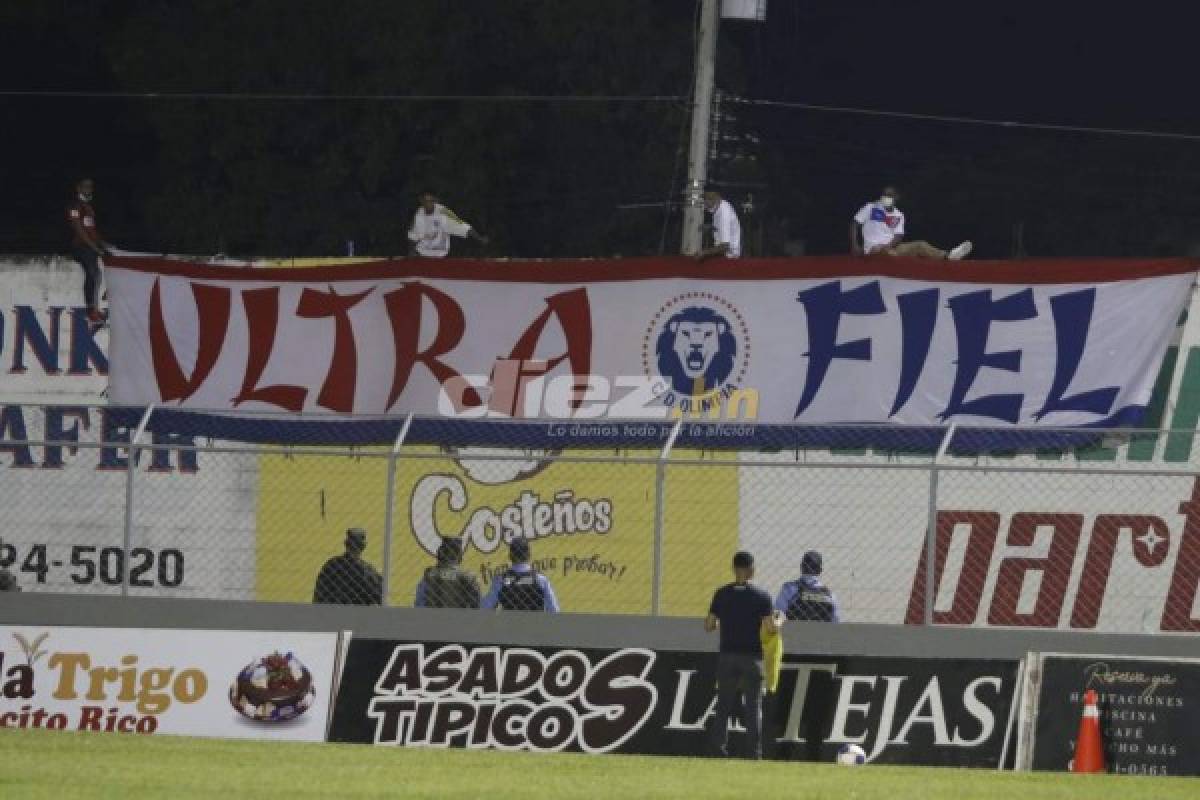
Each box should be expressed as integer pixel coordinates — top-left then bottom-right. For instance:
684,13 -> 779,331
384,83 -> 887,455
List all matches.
761,628 -> 783,693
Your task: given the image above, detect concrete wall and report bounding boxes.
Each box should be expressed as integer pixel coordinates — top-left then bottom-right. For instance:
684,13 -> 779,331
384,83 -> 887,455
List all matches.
2,593 -> 1196,660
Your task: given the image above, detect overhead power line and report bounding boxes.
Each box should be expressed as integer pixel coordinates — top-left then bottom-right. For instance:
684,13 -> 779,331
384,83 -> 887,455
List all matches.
730,97 -> 1200,143
0,90 -> 685,103
8,88 -> 1200,142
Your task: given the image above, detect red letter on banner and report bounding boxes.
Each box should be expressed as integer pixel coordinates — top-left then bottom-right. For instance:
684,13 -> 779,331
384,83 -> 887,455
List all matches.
296,286 -> 373,412
905,510 -> 999,625
149,279 -> 231,402
1163,478 -> 1200,631
502,288 -> 592,413
987,512 -> 1083,627
233,288 -> 307,411
384,283 -> 477,410
1070,514 -> 1169,629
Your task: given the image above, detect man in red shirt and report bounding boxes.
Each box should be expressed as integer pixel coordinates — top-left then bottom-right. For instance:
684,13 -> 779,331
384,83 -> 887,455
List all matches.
66,178 -> 111,325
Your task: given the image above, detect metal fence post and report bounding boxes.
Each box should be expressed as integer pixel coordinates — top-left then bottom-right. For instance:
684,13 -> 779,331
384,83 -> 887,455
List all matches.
123,404 -> 156,596
651,419 -> 684,616
381,413 -> 414,607
924,423 -> 956,625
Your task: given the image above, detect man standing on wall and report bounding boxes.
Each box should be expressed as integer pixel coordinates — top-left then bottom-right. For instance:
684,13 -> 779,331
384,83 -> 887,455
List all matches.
851,185 -> 972,260
481,538 -> 560,612
415,538 -> 481,609
695,187 -> 742,260
705,550 -> 783,759
313,528 -> 384,605
408,190 -> 488,257
66,178 -> 112,326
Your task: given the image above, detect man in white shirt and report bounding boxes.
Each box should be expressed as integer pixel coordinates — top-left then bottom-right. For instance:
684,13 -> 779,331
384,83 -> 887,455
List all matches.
696,188 -> 742,260
851,186 -> 971,260
408,191 -> 488,258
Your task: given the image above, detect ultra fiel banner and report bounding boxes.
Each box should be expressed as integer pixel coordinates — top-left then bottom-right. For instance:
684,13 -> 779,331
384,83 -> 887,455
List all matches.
105,256 -> 1194,445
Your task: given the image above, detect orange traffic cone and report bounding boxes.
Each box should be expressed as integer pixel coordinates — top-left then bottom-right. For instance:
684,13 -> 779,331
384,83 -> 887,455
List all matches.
1070,689 -> 1106,773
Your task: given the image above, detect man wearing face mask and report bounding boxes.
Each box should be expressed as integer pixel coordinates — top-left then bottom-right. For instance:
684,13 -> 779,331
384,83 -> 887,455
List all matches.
851,186 -> 972,260
66,178 -> 114,326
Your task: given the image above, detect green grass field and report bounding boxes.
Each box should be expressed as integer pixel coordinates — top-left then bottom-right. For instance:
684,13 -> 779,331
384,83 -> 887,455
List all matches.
0,729 -> 1195,799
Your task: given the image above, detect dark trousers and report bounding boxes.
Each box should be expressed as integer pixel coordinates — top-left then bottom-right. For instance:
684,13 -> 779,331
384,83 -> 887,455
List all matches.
72,246 -> 101,310
707,652 -> 765,758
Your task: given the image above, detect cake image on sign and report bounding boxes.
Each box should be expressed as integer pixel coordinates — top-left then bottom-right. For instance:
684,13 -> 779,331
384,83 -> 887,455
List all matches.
229,652 -> 316,722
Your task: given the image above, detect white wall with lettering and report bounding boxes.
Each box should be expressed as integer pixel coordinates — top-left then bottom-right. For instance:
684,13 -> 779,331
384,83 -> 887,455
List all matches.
0,257 -> 257,600
0,257 -> 108,403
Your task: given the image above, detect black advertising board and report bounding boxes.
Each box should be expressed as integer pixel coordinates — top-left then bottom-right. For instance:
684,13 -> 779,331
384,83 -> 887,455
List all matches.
329,639 -> 1020,767
1019,653 -> 1200,777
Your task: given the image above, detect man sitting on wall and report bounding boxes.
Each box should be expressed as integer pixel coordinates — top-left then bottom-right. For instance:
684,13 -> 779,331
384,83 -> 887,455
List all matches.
851,185 -> 972,260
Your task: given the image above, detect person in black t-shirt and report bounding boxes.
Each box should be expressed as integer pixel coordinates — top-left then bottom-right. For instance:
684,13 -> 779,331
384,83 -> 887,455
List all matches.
705,550 -> 783,759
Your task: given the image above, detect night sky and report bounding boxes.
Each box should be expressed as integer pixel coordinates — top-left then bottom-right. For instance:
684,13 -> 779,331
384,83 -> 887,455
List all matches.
2,1 -> 1198,258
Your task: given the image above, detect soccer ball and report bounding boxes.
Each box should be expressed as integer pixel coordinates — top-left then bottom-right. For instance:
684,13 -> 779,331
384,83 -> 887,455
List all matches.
835,743 -> 867,766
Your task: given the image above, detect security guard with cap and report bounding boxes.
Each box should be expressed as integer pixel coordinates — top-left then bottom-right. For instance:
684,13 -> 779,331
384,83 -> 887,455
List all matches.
481,538 -> 560,612
415,538 -> 481,608
775,550 -> 841,622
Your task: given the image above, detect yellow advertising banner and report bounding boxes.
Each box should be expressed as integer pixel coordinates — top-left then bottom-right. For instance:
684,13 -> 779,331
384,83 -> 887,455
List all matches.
254,447 -> 736,616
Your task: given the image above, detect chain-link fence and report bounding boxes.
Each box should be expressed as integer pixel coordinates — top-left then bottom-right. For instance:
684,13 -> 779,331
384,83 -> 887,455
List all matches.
0,405 -> 1197,634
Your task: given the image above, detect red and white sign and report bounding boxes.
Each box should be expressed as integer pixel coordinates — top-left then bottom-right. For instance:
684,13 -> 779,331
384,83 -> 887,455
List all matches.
0,626 -> 340,740
105,256 -> 1194,430
742,465 -> 1200,634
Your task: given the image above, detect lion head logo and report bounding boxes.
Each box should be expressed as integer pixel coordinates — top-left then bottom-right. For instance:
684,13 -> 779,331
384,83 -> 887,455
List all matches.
654,306 -> 738,396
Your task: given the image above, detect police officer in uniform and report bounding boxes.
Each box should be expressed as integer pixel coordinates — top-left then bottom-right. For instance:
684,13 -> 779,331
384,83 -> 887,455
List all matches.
774,550 -> 841,622
415,538 -> 481,608
481,538 -> 560,612
312,528 -> 384,605
705,550 -> 783,759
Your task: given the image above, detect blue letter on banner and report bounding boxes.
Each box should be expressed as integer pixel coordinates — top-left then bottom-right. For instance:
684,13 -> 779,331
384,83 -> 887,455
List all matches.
890,288 -> 940,416
795,281 -> 886,417
1034,289 -> 1118,420
940,289 -> 1037,423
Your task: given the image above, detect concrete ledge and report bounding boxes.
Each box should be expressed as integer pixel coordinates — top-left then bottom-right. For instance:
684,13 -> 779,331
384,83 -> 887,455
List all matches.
2,593 -> 1196,659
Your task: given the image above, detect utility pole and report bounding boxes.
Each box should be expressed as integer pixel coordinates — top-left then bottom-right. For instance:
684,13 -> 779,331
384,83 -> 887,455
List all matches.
680,0 -> 720,256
